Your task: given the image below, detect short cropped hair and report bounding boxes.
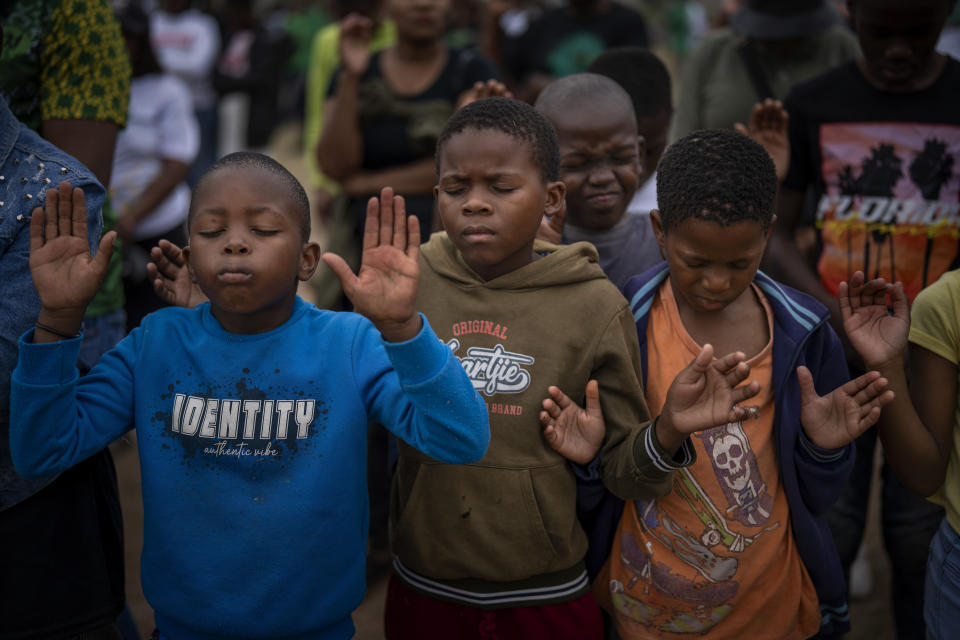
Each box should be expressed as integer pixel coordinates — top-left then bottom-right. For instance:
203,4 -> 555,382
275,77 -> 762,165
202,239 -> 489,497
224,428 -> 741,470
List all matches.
657,129 -> 776,233
190,152 -> 311,241
587,48 -> 672,119
534,73 -> 636,130
436,97 -> 560,182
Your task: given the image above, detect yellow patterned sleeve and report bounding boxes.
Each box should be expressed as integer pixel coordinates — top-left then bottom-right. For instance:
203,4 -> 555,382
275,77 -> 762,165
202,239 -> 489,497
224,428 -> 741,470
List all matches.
40,0 -> 131,126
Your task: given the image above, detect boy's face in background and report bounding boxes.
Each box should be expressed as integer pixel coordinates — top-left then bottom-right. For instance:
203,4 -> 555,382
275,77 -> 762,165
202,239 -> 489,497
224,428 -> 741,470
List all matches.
552,101 -> 642,231
184,167 -> 319,334
849,0 -> 952,89
436,128 -> 564,281
652,212 -> 771,316
636,109 -> 670,185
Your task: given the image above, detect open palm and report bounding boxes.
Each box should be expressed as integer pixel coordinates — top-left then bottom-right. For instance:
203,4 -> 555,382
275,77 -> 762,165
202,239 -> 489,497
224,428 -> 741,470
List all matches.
799,366 -> 893,450
30,183 -> 114,314
663,346 -> 761,437
147,239 -> 208,308
540,380 -> 605,464
839,271 -> 908,368
323,187 -> 421,341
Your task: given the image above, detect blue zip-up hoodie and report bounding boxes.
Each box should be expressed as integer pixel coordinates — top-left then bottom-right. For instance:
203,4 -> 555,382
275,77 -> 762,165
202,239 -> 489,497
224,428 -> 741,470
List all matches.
612,263 -> 856,635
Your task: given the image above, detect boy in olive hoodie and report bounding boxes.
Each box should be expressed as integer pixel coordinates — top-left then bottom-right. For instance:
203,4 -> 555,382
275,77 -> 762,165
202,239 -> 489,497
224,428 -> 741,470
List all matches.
384,98 -> 763,640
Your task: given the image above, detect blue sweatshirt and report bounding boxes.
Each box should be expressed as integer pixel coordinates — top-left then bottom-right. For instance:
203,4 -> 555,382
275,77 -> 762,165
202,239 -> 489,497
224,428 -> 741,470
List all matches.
10,298 -> 489,640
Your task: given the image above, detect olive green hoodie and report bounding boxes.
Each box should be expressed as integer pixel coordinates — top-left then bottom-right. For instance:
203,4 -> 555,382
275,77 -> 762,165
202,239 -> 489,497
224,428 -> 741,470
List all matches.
389,232 -> 684,607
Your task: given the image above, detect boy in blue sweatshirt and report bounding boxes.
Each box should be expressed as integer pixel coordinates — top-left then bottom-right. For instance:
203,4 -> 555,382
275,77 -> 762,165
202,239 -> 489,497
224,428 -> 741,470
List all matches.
9,152 -> 490,640
593,130 -> 895,639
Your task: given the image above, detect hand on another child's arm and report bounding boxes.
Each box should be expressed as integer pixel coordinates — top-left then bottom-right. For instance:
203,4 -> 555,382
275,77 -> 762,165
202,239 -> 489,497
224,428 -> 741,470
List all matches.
539,380 -> 605,464
147,239 -> 209,308
735,99 -> 789,182
657,345 -> 761,453
323,187 -> 422,342
30,182 -> 116,342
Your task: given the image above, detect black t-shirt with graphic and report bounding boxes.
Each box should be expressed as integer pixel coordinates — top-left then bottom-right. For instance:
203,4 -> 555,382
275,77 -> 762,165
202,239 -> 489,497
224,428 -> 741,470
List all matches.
329,47 -> 498,233
784,58 -> 960,302
505,3 -> 649,82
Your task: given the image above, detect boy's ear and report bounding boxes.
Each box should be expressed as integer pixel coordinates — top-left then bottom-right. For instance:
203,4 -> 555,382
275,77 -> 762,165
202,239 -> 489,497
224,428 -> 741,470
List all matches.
182,245 -> 197,283
298,241 -> 322,282
544,180 -> 566,218
650,209 -> 666,252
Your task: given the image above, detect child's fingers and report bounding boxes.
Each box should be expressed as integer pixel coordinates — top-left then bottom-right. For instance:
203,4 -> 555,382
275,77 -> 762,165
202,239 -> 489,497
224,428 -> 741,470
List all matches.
682,343 -> 715,378
733,122 -> 749,137
796,365 -> 818,403
541,398 -> 562,420
405,214 -> 420,260
547,384 -> 573,410
891,282 -> 908,320
29,206 -> 44,252
838,281 -> 852,320
91,231 -> 117,273
57,181 -> 72,236
392,191 -> 406,249
321,252 -> 357,291
71,187 -> 87,240
711,350 -> 747,374
729,380 -> 761,407
43,184 -> 59,243
842,370 -> 883,397
851,376 -> 890,407
857,389 -> 895,421
584,379 -> 601,417
721,361 -> 751,388
379,187 -> 395,247
858,405 -> 883,432
158,238 -> 185,265
362,195 -> 380,251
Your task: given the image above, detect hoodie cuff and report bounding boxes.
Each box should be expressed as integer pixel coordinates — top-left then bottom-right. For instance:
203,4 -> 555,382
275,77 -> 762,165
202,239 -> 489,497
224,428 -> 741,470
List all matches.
634,417 -> 696,472
797,429 -> 847,463
16,329 -> 83,385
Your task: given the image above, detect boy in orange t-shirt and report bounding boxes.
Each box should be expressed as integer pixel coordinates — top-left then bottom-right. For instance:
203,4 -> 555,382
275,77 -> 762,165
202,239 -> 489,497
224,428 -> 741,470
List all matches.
586,130 -> 894,638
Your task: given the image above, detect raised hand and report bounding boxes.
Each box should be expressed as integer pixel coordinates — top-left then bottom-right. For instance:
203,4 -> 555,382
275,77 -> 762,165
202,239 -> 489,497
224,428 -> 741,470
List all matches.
658,346 -> 761,452
456,79 -> 514,110
30,182 -> 115,339
322,187 -> 422,342
539,380 -> 605,464
146,239 -> 208,308
735,99 -> 790,182
339,13 -> 373,77
799,366 -> 893,450
839,270 -> 907,369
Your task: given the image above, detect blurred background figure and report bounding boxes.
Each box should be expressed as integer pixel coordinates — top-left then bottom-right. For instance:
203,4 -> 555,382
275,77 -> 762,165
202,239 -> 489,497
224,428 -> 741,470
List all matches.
113,4 -> 199,332
491,0 -> 650,102
671,0 -> 859,140
150,0 -> 221,186
215,0 -> 293,155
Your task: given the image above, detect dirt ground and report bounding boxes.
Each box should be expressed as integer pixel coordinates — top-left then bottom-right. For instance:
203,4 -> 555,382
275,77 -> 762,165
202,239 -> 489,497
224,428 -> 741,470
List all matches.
111,123 -> 899,639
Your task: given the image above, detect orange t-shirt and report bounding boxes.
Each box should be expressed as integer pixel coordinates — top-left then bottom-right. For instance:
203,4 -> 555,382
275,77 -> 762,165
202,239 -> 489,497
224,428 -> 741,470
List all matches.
595,280 -> 820,639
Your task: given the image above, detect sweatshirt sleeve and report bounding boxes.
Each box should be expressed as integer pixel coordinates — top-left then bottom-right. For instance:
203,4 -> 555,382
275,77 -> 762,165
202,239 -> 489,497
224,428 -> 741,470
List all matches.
10,328 -> 138,478
352,314 -> 490,464
596,307 -> 696,500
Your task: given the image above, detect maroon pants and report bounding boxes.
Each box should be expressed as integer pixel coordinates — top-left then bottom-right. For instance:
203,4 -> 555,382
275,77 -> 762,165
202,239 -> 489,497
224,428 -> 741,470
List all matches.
383,574 -> 604,640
